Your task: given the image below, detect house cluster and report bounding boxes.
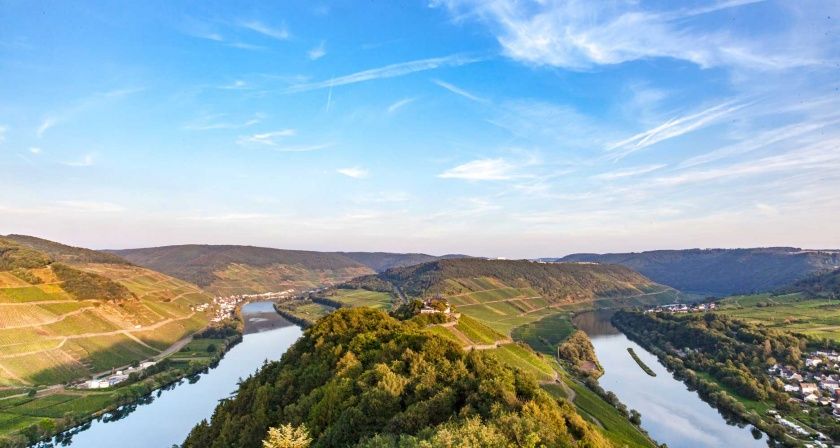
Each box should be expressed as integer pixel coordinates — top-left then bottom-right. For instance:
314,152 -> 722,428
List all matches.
82,361 -> 157,389
200,289 -> 296,323
420,298 -> 452,315
645,302 -> 717,314
769,350 -> 840,418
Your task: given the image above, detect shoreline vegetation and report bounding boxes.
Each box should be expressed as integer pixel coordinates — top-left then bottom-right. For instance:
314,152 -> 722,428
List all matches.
627,347 -> 657,376
611,310 -> 807,447
0,321 -> 243,448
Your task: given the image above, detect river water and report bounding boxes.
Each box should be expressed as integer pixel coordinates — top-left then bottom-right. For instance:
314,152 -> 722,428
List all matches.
49,301 -> 302,448
573,311 -> 768,448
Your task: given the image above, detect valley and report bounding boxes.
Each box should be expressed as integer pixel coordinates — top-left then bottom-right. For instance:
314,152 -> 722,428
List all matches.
4,235 -> 840,448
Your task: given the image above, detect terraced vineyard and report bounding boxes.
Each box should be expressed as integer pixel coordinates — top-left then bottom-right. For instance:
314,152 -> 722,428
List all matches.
715,292 -> 840,341
437,275 -> 679,336
0,262 -> 212,386
327,288 -> 394,309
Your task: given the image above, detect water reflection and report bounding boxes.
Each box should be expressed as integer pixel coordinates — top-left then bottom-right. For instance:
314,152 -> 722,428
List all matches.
573,311 -> 768,448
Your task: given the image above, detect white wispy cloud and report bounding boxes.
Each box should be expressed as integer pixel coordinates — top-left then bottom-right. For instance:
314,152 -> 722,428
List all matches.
29,147 -> 41,155
0,125 -> 6,144
184,113 -> 263,131
654,139 -> 840,187
285,54 -> 481,93
62,154 -> 94,167
218,80 -> 250,90
55,200 -> 124,212
593,164 -> 666,180
236,129 -> 332,152
354,191 -> 410,204
237,20 -> 289,40
387,97 -> 416,114
439,158 -> 517,181
607,101 -> 746,158
182,213 -> 275,222
432,79 -> 487,103
36,88 -> 140,138
308,41 -> 326,60
36,118 -> 55,138
337,167 -> 369,179
236,129 -> 297,146
432,0 -> 820,71
679,116 -> 840,168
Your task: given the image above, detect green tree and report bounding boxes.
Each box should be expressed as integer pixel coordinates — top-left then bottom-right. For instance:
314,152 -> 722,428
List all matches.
262,424 -> 311,448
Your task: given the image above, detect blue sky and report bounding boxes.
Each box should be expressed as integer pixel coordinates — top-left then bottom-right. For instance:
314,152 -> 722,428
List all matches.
1,0 -> 838,257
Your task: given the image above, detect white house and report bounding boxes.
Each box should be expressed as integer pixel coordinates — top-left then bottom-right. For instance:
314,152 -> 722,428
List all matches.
801,383 -> 819,395
807,358 -> 823,368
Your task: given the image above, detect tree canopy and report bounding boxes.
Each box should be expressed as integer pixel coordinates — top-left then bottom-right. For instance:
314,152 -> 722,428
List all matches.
183,308 -> 613,448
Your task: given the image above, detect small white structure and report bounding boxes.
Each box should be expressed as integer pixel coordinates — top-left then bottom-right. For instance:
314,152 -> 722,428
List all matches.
807,358 -> 823,368
805,393 -> 820,404
802,383 -> 819,395
85,379 -> 110,389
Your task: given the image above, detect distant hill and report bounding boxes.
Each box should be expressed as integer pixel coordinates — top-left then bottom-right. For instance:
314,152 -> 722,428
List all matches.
0,236 -> 214,386
371,258 -> 658,299
782,267 -> 840,298
111,245 -> 468,295
551,248 -> 840,296
4,234 -> 130,265
338,252 -> 470,272
340,258 -> 678,335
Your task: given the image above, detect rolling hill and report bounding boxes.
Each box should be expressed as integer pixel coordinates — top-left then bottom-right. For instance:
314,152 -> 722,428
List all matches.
340,258 -> 680,335
0,236 -> 213,387
782,267 -> 840,298
182,307 -> 616,448
276,259 -> 664,447
338,251 -> 470,272
110,245 -> 468,295
552,248 -> 840,296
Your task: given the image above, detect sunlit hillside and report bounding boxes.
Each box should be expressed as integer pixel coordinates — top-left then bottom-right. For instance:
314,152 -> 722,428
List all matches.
0,238 -> 212,387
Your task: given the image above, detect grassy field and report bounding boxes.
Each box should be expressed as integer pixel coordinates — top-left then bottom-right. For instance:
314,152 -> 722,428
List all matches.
328,288 -> 394,309
716,293 -> 840,340
511,312 -> 576,356
0,263 -> 214,387
556,376 -> 657,448
486,343 -> 557,382
454,315 -> 506,345
207,263 -> 372,296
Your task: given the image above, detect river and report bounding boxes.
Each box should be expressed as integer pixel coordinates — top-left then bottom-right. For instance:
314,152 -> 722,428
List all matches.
48,301 -> 302,448
573,311 -> 768,448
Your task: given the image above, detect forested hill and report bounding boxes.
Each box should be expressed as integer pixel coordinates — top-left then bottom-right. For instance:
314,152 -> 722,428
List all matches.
782,267 -> 840,298
338,252 -> 470,272
4,234 -> 130,265
553,248 -> 840,295
183,307 -> 613,448
347,258 -> 660,304
110,245 -> 468,295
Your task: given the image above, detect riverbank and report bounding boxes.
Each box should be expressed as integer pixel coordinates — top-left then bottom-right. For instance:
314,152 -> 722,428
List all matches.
610,311 -> 795,446
54,318 -> 302,447
627,348 -> 656,376
0,323 -> 242,448
574,310 -> 769,448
